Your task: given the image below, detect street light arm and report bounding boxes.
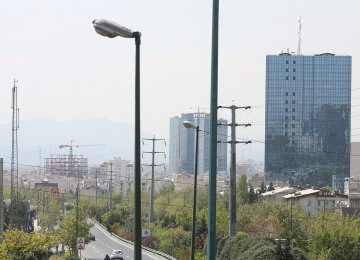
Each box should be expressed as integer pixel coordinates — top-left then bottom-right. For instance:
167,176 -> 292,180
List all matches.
183,121 -> 197,129
93,19 -> 137,38
218,105 -> 251,110
235,123 -> 251,127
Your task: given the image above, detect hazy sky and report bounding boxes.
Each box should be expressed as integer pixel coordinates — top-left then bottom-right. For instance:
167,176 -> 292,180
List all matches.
1,0 -> 360,163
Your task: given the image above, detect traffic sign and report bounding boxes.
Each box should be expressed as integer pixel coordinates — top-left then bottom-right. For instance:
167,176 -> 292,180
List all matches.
77,237 -> 85,250
142,228 -> 151,237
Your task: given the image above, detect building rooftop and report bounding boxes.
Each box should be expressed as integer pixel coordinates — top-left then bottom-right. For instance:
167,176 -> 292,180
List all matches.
261,186 -> 298,197
283,189 -> 320,199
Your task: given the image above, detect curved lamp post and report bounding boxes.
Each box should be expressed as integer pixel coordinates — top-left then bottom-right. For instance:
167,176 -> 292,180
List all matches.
93,18 -> 142,260
183,120 -> 199,260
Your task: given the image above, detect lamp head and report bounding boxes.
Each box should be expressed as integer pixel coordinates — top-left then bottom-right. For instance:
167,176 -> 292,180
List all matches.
92,19 -> 134,38
183,121 -> 197,129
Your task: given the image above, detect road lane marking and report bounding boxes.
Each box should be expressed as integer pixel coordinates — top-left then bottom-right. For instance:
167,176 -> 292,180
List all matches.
94,223 -> 164,259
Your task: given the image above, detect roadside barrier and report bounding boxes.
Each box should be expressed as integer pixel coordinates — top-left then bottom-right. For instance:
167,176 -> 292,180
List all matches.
92,219 -> 177,260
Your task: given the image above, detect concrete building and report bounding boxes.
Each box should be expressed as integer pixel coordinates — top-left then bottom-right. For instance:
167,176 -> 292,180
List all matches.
169,112 -> 228,175
283,189 -> 347,217
350,142 -> 360,177
261,186 -> 301,201
100,157 -> 132,194
344,176 -> 360,195
34,178 -> 59,195
265,53 -> 351,191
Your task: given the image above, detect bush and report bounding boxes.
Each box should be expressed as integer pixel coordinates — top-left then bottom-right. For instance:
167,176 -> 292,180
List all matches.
217,236 -> 307,260
143,235 -> 159,249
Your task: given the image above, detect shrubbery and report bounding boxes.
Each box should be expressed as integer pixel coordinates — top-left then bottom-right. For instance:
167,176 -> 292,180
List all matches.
217,236 -> 306,260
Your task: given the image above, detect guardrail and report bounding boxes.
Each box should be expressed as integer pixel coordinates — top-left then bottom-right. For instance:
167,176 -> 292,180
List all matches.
93,219 -> 177,260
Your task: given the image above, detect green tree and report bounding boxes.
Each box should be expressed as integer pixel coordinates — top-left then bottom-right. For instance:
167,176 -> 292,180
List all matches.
38,195 -> 61,231
308,212 -> 360,260
155,227 -> 190,257
57,200 -> 93,255
237,174 -> 248,205
0,243 -> 8,259
237,200 -> 308,249
5,194 -> 29,229
3,229 -> 58,259
268,181 -> 275,191
259,181 -> 267,194
248,185 -> 257,204
217,236 -> 306,260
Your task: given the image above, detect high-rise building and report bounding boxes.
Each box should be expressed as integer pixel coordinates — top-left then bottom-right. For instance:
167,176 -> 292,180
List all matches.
265,53 -> 351,190
169,112 -> 228,175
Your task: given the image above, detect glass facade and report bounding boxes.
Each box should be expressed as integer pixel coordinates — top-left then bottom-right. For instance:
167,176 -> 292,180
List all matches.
265,53 -> 351,190
169,113 -> 228,175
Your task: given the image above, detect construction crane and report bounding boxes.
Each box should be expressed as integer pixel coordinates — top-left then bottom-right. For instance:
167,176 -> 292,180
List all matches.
59,140 -> 105,177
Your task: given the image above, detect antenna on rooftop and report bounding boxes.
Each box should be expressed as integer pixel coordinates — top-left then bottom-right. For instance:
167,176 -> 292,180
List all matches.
297,17 -> 302,55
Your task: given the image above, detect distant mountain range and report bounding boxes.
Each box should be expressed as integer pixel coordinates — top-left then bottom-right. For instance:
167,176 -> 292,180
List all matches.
0,118 -> 151,169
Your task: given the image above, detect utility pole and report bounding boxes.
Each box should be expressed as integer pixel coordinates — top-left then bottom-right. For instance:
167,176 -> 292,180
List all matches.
142,135 -> 166,223
109,163 -> 113,209
75,179 -> 79,257
39,148 -> 42,176
218,105 -> 251,236
95,169 -> 99,206
10,79 -> 19,228
0,158 -> 4,242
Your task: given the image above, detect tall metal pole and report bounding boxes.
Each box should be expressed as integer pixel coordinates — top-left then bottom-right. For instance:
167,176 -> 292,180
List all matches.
10,79 -> 19,228
229,107 -> 237,236
75,180 -> 79,257
143,136 -> 165,223
191,127 -> 199,260
150,138 -> 155,222
208,0 -> 219,258
109,163 -> 113,209
290,194 -> 293,240
134,32 -> 142,260
218,105 -> 251,236
0,158 -> 4,242
95,169 -> 98,206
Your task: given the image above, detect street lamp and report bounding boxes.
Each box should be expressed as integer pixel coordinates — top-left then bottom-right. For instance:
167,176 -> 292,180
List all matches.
209,1 -> 220,259
183,121 -> 199,260
93,18 -> 142,260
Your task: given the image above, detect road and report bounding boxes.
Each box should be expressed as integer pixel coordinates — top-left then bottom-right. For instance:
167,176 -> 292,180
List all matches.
81,222 -> 169,260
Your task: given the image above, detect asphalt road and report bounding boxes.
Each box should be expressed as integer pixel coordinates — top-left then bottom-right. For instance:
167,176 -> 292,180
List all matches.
81,223 -> 169,260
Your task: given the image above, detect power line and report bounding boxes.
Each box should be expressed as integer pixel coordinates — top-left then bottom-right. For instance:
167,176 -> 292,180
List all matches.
142,135 -> 166,223
218,104 -> 251,236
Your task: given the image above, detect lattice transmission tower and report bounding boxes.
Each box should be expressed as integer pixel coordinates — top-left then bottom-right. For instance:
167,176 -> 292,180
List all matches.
10,79 -> 19,226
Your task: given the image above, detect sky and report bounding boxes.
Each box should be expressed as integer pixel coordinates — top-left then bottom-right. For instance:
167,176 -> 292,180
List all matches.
1,0 -> 360,164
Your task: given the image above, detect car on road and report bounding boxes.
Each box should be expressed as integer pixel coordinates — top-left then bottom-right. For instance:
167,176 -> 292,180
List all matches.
89,233 -> 95,241
110,249 -> 124,260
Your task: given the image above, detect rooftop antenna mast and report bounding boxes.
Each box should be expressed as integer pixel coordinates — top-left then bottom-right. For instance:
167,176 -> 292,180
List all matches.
297,17 -> 302,55
10,79 -> 19,227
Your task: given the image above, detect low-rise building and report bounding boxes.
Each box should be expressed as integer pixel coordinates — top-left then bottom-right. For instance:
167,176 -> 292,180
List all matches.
261,186 -> 301,201
283,189 -> 348,217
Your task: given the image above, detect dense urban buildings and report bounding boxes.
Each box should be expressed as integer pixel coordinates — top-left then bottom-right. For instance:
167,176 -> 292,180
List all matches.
265,53 -> 351,190
169,112 -> 228,175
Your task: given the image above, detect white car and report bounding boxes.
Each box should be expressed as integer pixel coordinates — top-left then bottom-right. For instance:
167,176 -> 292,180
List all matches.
110,249 -> 124,260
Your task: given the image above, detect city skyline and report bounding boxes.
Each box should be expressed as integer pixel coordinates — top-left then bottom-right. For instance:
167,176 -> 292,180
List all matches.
1,1 -> 360,166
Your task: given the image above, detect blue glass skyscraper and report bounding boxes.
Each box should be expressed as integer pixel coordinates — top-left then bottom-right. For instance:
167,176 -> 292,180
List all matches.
265,53 -> 351,190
